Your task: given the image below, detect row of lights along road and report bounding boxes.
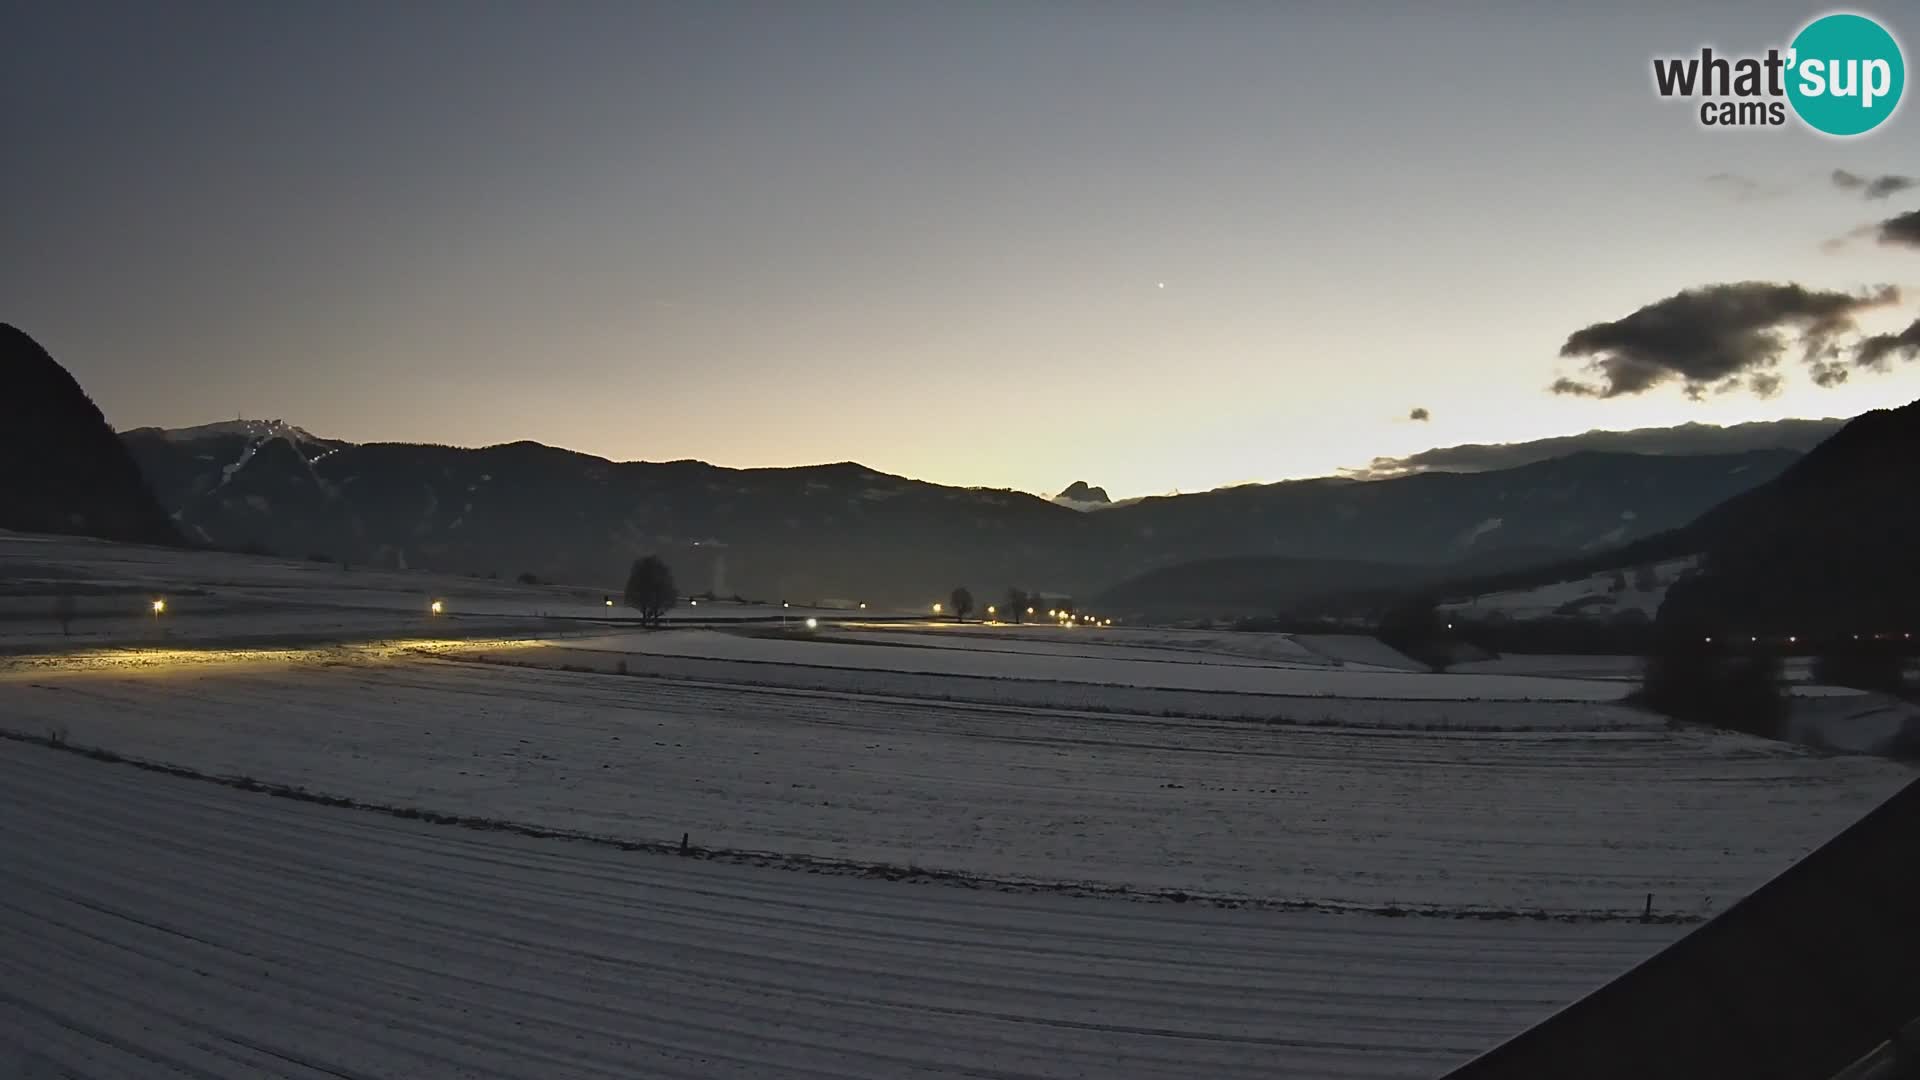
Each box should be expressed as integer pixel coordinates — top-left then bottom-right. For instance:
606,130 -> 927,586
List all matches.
147,596 -> 1910,643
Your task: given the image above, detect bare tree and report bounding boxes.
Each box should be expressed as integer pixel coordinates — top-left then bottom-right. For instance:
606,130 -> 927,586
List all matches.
1003,588 -> 1028,624
949,586 -> 974,623
625,555 -> 678,627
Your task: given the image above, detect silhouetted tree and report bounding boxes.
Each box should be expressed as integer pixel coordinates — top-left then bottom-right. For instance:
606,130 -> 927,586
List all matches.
1376,594 -> 1451,672
625,556 -> 678,627
517,571 -> 541,585
1004,588 -> 1028,624
949,586 -> 974,623
1638,603 -> 1788,738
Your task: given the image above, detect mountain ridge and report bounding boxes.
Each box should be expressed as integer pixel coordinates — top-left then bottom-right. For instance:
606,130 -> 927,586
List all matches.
122,417 -> 1799,604
1,324 -> 182,547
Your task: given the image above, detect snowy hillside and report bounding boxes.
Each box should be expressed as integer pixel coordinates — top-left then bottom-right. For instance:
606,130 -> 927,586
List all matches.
1440,556 -> 1701,622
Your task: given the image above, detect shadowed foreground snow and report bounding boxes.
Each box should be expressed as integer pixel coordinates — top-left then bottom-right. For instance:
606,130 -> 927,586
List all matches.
0,740 -> 1680,1080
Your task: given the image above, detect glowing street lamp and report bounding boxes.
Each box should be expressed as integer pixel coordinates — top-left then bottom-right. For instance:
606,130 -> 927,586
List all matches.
1047,609 -> 1057,618
986,605 -> 996,616
859,602 -> 867,610
1026,607 -> 1035,616
605,598 -> 614,607
151,598 -> 166,615
932,602 -> 943,614
805,617 -> 819,629
429,599 -> 445,615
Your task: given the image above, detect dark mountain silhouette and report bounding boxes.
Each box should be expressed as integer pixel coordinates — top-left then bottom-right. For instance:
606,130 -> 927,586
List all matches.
1350,397 -> 1920,637
1056,481 -> 1111,504
1095,555 -> 1433,618
122,420 -> 1795,603
0,324 -> 180,546
1350,416 -> 1847,478
1097,547 -> 1566,619
1656,397 -> 1920,635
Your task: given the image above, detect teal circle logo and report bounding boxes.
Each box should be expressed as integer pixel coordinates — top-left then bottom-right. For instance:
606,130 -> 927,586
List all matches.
1787,12 -> 1905,136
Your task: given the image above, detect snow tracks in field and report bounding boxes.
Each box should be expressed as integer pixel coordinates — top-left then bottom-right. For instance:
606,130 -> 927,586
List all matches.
0,740 -> 1679,1080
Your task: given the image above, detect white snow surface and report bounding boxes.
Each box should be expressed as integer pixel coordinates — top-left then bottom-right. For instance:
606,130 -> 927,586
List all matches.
1440,557 -> 1700,622
0,739 -> 1685,1080
5,645 -> 1907,916
559,628 -> 1632,702
4,530 -> 1917,1079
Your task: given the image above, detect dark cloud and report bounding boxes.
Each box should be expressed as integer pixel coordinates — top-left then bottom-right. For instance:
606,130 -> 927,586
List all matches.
1879,209 -> 1920,248
1551,282 -> 1900,399
1343,418 -> 1847,480
1408,407 -> 1430,422
1856,318 -> 1920,370
1832,169 -> 1919,200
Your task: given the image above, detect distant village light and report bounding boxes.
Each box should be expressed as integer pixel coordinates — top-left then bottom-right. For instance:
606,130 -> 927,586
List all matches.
151,598 -> 166,615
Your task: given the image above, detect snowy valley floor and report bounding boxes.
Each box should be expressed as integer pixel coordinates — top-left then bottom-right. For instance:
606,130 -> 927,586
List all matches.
0,739 -> 1681,1080
3,534 -> 1916,1077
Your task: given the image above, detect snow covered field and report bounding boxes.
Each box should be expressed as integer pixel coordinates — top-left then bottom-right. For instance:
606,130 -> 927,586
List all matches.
4,531 -> 1915,1078
5,646 -> 1907,915
0,531 -> 901,654
0,740 -> 1685,1080
1438,557 -> 1699,622
462,639 -> 1660,730
553,629 -> 1633,702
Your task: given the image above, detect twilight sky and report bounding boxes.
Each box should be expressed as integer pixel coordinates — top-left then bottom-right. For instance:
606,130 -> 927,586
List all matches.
6,1 -> 1918,498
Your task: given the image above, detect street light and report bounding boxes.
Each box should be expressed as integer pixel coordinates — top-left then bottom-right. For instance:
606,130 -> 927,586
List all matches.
604,598 -> 613,607
859,602 -> 866,609
932,602 -> 943,614
429,599 -> 445,615
805,617 -> 818,630
1026,607 -> 1035,615
986,605 -> 996,616
150,598 -> 166,616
